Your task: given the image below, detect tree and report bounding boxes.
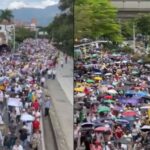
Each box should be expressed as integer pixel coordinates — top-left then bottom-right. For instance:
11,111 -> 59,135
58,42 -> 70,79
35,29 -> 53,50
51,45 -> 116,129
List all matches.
75,0 -> 122,43
136,14 -> 150,35
120,20 -> 134,40
0,9 -> 14,23
15,27 -> 35,43
46,0 -> 73,56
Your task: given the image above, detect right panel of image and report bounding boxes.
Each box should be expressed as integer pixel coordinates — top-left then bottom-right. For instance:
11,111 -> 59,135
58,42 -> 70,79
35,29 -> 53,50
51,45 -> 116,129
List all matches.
74,0 -> 150,150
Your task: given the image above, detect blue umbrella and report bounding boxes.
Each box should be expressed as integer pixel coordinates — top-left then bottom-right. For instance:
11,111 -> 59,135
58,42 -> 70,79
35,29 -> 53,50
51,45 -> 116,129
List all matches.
115,119 -> 129,124
135,91 -> 149,97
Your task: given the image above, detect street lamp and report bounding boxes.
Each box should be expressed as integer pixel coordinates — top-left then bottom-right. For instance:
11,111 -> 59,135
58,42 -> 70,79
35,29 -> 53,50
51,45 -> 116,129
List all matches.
133,23 -> 136,53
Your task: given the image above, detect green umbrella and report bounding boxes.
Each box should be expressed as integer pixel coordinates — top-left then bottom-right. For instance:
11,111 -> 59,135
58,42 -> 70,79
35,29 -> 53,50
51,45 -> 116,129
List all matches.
98,106 -> 110,113
132,70 -> 139,75
103,100 -> 115,104
86,79 -> 95,83
92,54 -> 97,58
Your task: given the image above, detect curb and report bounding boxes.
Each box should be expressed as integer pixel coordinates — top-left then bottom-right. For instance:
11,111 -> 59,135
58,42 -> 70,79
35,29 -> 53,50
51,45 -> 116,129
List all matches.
49,106 -> 69,150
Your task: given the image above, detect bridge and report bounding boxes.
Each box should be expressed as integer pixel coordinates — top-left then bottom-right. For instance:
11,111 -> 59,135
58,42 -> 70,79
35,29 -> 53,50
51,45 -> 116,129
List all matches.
111,0 -> 150,19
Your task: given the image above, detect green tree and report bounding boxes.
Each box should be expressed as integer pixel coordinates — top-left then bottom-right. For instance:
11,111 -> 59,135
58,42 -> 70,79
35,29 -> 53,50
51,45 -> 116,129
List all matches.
75,0 -> 122,43
136,14 -> 150,35
120,20 -> 134,40
0,9 -> 14,23
15,27 -> 35,43
46,0 -> 73,56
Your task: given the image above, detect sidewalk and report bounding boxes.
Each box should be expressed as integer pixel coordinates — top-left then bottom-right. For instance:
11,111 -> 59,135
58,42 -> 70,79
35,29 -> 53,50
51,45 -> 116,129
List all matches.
46,79 -> 73,150
56,57 -> 73,105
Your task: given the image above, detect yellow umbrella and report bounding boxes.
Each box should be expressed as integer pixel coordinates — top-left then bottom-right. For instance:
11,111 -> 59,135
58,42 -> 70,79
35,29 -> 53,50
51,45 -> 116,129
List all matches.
94,76 -> 102,81
74,87 -> 85,92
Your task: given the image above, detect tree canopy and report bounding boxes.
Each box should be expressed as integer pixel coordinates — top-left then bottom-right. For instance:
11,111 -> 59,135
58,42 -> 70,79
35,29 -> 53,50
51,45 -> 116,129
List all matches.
0,9 -> 14,23
46,0 -> 73,56
75,0 -> 122,43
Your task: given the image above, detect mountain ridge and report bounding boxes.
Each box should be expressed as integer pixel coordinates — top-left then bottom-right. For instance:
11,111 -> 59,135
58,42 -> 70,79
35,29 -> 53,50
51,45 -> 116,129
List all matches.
11,4 -> 60,26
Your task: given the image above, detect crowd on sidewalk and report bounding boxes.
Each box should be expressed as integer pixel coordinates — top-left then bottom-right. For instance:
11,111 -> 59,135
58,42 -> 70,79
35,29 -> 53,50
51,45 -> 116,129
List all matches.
0,38 -> 62,150
74,45 -> 150,150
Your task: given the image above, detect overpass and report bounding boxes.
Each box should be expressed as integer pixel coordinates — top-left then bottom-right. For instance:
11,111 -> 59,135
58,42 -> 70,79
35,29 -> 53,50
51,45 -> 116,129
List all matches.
111,0 -> 150,19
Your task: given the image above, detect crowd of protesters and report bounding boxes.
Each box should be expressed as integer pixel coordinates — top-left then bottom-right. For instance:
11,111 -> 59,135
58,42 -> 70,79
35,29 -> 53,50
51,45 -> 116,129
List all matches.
0,38 -> 60,150
74,44 -> 150,150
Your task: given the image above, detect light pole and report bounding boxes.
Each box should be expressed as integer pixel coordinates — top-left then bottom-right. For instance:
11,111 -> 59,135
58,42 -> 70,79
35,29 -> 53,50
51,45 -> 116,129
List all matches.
133,23 -> 136,53
13,25 -> 15,52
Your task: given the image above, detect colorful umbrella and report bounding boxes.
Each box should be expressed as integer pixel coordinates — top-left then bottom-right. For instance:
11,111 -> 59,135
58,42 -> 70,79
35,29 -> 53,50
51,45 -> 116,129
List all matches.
98,106 -> 110,113
115,119 -> 129,124
104,95 -> 113,99
94,77 -> 102,81
86,79 -> 95,83
103,100 -> 115,104
74,87 -> 85,92
141,125 -> 150,132
122,111 -> 137,117
94,126 -> 110,132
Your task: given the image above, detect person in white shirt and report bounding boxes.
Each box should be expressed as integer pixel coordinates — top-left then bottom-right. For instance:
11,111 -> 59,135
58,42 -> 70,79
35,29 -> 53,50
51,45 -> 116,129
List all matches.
52,69 -> 56,79
47,69 -> 52,79
12,140 -> 23,150
40,76 -> 45,87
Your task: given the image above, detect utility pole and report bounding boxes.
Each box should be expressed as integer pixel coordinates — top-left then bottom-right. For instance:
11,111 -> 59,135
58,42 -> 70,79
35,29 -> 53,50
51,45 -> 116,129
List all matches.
13,25 -> 15,53
133,23 -> 136,53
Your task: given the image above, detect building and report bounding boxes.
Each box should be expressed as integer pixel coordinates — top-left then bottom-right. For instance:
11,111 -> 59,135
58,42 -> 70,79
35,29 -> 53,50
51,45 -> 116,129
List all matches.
14,18 -> 37,31
111,0 -> 150,19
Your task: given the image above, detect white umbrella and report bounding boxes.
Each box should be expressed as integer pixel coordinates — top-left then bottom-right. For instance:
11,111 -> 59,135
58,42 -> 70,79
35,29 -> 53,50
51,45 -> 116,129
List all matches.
76,93 -> 86,98
140,106 -> 150,110
105,73 -> 112,76
21,113 -> 35,122
107,89 -> 118,94
141,125 -> 150,131
7,98 -> 22,107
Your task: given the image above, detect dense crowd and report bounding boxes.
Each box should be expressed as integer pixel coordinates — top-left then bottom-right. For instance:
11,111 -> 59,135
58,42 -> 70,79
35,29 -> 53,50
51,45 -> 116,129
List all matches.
74,45 -> 150,150
0,38 -> 60,150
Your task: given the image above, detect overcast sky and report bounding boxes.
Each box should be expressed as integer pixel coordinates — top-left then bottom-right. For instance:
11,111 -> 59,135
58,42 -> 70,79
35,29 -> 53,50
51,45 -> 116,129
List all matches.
0,0 -> 59,10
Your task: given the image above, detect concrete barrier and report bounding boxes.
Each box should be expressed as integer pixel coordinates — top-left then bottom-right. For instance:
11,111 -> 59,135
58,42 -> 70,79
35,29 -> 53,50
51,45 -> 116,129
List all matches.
49,105 -> 69,150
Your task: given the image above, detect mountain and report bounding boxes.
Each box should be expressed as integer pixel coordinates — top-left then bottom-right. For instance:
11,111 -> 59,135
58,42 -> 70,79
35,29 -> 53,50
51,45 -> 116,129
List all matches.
12,4 -> 60,26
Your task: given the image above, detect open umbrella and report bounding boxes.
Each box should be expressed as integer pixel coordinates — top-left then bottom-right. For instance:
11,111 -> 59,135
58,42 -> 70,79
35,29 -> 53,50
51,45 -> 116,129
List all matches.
104,95 -> 113,99
107,89 -> 117,95
115,119 -> 129,124
122,111 -> 137,117
94,77 -> 102,81
74,87 -> 85,92
7,97 -> 22,107
141,125 -> 150,132
140,105 -> 150,110
75,93 -> 86,98
86,79 -> 95,83
21,113 -> 35,122
105,73 -> 112,76
103,100 -> 115,104
94,126 -> 110,132
98,106 -> 110,113
81,122 -> 95,128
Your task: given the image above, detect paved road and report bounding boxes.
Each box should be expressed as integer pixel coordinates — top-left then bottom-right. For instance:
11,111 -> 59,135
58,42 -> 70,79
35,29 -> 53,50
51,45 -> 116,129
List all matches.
56,55 -> 73,105
46,78 -> 73,150
43,116 -> 57,150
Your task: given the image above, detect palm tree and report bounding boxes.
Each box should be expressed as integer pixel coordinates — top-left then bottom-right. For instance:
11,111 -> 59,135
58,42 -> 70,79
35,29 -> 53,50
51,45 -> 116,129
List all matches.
0,9 -> 14,23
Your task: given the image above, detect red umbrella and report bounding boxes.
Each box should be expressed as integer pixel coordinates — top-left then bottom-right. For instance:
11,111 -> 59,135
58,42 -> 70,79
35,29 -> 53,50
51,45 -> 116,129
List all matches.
104,95 -> 113,99
122,111 -> 137,117
94,126 -> 110,132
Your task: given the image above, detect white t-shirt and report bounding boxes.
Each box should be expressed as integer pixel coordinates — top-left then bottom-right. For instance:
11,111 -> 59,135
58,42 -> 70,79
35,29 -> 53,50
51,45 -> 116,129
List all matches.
12,145 -> 23,150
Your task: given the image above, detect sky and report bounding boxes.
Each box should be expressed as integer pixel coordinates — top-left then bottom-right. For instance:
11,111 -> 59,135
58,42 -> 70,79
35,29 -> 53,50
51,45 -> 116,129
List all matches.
0,0 -> 59,10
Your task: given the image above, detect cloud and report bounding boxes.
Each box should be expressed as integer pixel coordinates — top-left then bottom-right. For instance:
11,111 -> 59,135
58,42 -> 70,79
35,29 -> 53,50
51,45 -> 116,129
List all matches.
2,0 -> 59,10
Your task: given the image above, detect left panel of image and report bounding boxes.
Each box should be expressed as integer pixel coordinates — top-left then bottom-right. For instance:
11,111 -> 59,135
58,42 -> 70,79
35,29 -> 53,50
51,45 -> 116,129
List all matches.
0,0 -> 73,150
